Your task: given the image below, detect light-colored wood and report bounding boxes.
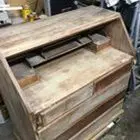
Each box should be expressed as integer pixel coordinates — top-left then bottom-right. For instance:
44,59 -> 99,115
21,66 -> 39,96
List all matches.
0,53 -> 36,140
94,62 -> 131,92
40,82 -> 94,127
70,100 -> 123,140
38,58 -> 131,128
105,18 -> 135,56
7,0 -> 27,6
0,6 -> 133,58
23,47 -> 133,115
0,6 -> 134,140
89,34 -> 110,52
55,91 -> 124,140
18,75 -> 40,88
37,73 -> 129,140
11,62 -> 40,88
90,123 -> 115,140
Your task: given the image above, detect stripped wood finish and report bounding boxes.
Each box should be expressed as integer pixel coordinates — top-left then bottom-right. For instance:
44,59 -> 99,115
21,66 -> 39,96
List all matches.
40,82 -> 94,126
0,6 -> 134,58
0,6 -> 134,140
23,47 -> 133,115
37,73 -> 129,140
69,100 -> 124,140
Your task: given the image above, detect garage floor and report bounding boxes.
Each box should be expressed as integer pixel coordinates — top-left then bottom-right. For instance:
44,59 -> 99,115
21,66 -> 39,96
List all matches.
101,89 -> 140,140
1,89 -> 140,140
0,119 -> 15,140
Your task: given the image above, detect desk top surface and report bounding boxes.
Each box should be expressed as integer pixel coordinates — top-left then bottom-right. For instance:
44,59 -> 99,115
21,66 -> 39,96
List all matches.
0,6 -> 119,58
22,47 -> 132,114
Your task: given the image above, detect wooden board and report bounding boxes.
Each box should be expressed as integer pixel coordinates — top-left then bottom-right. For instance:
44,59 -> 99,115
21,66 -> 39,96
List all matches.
22,47 -> 132,115
0,53 -> 36,140
7,0 -> 27,6
104,18 -> 135,56
94,62 -> 131,92
89,34 -> 110,52
0,6 -> 134,140
0,6 -> 133,58
69,100 -> 123,140
11,62 -> 40,88
37,73 -> 129,140
38,62 -> 131,128
40,82 -> 94,127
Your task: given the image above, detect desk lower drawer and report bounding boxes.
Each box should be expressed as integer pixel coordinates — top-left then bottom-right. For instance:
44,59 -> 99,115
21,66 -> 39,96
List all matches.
66,100 -> 124,140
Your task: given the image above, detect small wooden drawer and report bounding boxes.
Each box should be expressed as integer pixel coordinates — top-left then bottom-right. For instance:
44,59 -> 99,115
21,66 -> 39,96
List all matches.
37,73 -> 130,140
94,62 -> 132,93
38,82 -> 94,127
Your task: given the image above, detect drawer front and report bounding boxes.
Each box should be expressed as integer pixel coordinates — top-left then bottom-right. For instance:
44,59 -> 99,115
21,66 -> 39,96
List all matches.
69,100 -> 123,140
39,82 -> 94,127
37,72 -> 130,140
94,62 -> 132,93
56,95 -> 124,140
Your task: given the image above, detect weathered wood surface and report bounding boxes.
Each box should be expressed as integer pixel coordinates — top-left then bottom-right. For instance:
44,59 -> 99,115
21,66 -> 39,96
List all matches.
11,63 -> 40,88
37,73 -> 129,140
0,53 -> 36,140
89,34 -> 110,52
105,18 -> 135,56
0,6 -> 133,58
94,62 -> 131,92
22,47 -> 132,115
69,100 -> 123,140
40,82 -> 94,127
0,6 -> 134,140
38,60 -> 131,128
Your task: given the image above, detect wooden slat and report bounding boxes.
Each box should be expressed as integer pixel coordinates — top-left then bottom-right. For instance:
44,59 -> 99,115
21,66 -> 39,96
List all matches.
69,100 -> 123,140
40,82 -> 94,127
0,6 -> 134,140
38,51 -> 131,127
0,54 -> 36,140
23,47 -> 133,114
89,34 -> 110,52
37,73 -> 129,140
11,62 -> 40,88
94,62 -> 132,92
0,6 -> 121,58
105,18 -> 135,56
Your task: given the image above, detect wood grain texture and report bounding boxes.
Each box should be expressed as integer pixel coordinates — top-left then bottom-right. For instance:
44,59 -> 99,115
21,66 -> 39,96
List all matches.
56,96 -> 124,140
0,53 -> 36,140
37,72 -> 130,140
11,62 -> 40,88
69,100 -> 123,140
0,6 -> 120,58
22,47 -> 133,115
94,62 -> 132,92
40,82 -> 94,127
0,6 -> 134,140
104,18 -> 135,56
89,34 -> 110,52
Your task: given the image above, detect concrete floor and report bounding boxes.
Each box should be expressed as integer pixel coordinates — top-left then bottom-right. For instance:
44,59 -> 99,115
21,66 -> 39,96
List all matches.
101,89 -> 140,140
0,119 -> 15,140
1,90 -> 140,140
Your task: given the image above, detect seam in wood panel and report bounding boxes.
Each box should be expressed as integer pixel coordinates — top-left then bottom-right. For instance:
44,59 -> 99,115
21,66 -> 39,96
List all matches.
95,62 -> 132,92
